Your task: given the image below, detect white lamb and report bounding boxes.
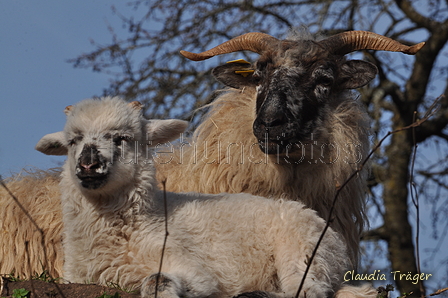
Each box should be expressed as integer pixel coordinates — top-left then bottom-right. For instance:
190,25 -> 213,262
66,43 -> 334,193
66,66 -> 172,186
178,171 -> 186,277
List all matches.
36,97 -> 376,298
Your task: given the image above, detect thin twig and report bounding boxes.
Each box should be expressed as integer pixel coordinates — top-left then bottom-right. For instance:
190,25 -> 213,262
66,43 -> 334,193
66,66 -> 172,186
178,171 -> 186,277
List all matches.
155,179 -> 169,298
294,96 -> 441,298
429,287 -> 448,296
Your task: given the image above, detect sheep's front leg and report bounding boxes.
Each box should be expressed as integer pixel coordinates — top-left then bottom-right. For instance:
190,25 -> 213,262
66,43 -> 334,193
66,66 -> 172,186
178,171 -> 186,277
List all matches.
141,273 -> 183,298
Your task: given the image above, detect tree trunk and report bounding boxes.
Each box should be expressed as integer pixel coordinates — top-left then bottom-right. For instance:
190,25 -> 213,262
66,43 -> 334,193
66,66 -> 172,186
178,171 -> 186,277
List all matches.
383,121 -> 422,297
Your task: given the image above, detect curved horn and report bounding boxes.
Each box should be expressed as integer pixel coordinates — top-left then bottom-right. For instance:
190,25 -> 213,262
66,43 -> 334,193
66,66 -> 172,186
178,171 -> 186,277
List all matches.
319,31 -> 425,56
180,32 -> 279,61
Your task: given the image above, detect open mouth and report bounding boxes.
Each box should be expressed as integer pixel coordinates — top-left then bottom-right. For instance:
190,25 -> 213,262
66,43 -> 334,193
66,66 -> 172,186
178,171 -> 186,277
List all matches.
76,173 -> 108,189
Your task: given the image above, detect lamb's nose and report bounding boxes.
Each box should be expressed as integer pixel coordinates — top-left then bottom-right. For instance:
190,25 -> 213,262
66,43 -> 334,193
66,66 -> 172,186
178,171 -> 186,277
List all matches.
79,161 -> 100,170
78,145 -> 101,172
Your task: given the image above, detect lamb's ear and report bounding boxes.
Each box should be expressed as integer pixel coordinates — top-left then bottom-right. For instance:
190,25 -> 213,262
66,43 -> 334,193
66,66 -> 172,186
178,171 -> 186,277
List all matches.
338,60 -> 378,89
146,119 -> 188,145
35,131 -> 68,155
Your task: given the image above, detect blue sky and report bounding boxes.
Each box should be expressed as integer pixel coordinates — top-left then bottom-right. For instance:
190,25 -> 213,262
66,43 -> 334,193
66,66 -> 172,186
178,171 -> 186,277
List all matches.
0,1 -> 131,177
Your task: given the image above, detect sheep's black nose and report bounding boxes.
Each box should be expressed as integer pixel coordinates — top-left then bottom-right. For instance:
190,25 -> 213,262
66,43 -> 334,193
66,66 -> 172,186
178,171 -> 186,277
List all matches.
253,109 -> 288,135
255,115 -> 287,130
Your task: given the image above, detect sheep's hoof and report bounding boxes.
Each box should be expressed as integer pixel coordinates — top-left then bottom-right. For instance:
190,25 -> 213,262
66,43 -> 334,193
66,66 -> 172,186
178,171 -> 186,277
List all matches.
141,273 -> 179,298
234,291 -> 273,298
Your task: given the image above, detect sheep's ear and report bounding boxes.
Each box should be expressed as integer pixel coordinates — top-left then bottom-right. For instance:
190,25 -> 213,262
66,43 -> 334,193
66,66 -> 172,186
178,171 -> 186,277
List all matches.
146,119 -> 188,145
64,105 -> 73,115
338,60 -> 378,89
35,131 -> 68,155
212,62 -> 256,89
128,101 -> 144,110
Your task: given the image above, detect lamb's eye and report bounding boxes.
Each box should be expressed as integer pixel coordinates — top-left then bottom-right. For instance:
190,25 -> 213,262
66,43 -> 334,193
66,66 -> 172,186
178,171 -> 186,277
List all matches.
68,136 -> 82,146
113,136 -> 129,146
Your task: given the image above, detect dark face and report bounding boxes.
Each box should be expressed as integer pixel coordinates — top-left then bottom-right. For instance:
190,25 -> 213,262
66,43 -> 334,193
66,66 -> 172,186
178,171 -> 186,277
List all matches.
252,45 -> 336,154
212,39 -> 377,157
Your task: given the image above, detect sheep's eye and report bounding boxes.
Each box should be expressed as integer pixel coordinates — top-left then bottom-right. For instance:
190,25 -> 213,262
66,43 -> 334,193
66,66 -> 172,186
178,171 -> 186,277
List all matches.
316,76 -> 333,87
252,70 -> 262,83
68,136 -> 82,146
113,136 -> 129,146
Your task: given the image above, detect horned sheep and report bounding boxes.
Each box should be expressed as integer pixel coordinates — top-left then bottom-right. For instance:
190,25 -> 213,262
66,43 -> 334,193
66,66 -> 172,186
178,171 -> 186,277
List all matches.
0,30 -> 424,279
36,97 -> 376,298
158,30 -> 425,266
